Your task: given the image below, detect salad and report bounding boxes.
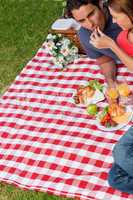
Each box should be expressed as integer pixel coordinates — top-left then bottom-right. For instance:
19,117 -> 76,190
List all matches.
99,103 -> 130,128
99,106 -> 117,128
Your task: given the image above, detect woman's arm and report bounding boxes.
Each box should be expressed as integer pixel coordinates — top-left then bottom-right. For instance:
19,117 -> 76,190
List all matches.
110,40 -> 133,71
90,28 -> 133,71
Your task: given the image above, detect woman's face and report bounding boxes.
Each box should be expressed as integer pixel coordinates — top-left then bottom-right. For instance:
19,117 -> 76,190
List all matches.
109,7 -> 133,30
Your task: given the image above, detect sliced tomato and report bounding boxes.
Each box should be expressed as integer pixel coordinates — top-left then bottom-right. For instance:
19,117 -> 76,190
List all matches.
101,113 -> 110,123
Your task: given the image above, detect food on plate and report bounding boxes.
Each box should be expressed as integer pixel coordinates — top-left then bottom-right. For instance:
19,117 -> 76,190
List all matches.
112,112 -> 132,124
117,83 -> 130,97
108,103 -> 125,118
75,85 -> 95,104
88,80 -> 103,92
99,106 -> 117,127
73,95 -> 80,104
99,103 -> 130,128
73,80 -> 104,105
86,104 -> 98,116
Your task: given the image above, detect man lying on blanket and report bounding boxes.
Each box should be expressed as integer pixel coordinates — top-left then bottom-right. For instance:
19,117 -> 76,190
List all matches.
66,0 -> 121,88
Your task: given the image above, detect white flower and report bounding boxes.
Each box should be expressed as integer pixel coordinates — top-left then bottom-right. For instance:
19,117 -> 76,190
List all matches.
57,55 -> 65,63
55,60 -> 63,68
58,34 -> 62,38
45,33 -> 79,68
45,40 -> 55,51
62,37 -> 71,45
60,47 -> 69,56
47,33 -> 55,40
70,46 -> 78,54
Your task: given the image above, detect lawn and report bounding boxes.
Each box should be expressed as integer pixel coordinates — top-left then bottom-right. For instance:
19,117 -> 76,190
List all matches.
0,0 -> 73,199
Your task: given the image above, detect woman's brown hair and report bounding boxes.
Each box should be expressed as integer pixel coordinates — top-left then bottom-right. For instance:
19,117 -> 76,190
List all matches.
108,0 -> 133,22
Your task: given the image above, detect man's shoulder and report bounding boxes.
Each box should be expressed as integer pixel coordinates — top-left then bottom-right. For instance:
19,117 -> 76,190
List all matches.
104,13 -> 122,34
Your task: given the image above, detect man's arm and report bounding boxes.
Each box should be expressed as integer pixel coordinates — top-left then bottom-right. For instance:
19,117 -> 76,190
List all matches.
96,55 -> 117,87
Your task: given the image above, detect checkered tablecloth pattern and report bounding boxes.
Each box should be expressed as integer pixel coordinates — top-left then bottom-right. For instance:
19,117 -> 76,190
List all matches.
0,43 -> 133,200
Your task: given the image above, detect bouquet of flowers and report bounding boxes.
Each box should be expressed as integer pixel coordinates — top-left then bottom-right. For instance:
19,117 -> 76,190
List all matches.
45,33 -> 79,68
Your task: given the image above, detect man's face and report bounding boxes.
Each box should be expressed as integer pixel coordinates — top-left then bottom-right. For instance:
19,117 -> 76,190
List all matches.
71,4 -> 105,31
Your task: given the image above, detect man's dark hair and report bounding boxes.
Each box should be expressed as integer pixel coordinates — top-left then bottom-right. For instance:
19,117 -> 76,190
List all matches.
66,0 -> 100,17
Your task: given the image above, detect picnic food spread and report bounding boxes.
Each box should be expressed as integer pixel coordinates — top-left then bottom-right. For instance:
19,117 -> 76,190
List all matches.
73,80 -> 133,130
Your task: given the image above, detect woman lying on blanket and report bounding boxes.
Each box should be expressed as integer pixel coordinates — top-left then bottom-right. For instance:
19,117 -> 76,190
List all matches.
90,0 -> 133,194
90,0 -> 133,72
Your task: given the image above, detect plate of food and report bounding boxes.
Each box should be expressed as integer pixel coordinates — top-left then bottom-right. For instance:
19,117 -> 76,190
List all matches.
96,103 -> 133,131
73,80 -> 105,107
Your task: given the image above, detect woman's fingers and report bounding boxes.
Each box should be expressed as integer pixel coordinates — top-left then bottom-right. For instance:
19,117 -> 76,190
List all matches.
90,31 -> 99,42
97,27 -> 104,36
93,29 -> 99,39
90,27 -> 104,47
90,27 -> 112,49
90,33 -> 95,40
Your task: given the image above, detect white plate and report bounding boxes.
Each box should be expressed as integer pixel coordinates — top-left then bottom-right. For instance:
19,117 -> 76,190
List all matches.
73,89 -> 105,107
51,18 -> 81,30
96,106 -> 133,131
51,19 -> 72,30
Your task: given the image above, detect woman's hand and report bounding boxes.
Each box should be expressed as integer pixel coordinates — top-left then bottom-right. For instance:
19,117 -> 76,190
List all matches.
90,27 -> 115,49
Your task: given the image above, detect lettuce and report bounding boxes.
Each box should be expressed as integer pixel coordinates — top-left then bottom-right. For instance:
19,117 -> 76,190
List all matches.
88,80 -> 103,92
99,106 -> 109,120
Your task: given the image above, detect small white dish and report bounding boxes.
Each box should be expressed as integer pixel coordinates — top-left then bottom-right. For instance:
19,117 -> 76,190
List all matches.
51,18 -> 80,30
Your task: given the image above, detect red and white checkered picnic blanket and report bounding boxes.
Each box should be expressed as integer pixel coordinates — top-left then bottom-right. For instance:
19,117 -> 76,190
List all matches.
0,43 -> 133,200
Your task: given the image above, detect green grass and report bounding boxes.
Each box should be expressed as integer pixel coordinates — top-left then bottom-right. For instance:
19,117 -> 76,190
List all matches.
0,0 -> 64,93
0,0 -> 73,199
0,183 -> 73,200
